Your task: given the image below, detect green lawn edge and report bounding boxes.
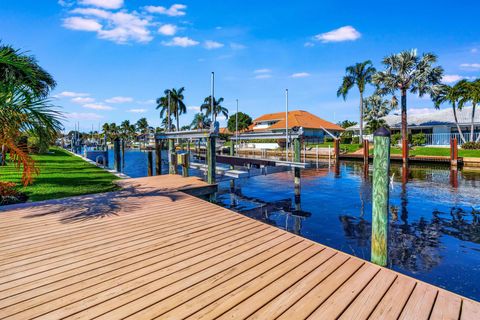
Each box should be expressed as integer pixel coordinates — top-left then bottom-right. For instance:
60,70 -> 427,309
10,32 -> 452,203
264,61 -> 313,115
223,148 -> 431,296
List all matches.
0,147 -> 120,202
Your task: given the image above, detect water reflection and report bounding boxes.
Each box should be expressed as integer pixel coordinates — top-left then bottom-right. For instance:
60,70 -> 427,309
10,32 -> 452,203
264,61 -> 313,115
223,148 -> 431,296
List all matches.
216,161 -> 480,300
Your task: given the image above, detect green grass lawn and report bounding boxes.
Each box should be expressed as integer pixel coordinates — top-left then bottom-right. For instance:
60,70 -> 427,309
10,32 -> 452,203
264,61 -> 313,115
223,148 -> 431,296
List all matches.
306,142 -> 362,153
0,147 -> 120,202
388,146 -> 480,157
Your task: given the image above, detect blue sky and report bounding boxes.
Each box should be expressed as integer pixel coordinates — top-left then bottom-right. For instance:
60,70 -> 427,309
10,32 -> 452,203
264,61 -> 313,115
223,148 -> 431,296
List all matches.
1,0 -> 479,132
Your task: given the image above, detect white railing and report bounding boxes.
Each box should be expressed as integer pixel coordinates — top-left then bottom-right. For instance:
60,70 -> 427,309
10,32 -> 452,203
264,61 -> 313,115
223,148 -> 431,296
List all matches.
423,133 -> 480,146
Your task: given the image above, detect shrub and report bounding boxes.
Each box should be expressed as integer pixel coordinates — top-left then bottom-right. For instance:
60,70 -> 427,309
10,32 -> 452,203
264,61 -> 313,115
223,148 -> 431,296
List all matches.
391,133 -> 401,146
325,136 -> 334,142
411,133 -> 426,146
340,136 -> 352,144
352,136 -> 360,144
0,182 -> 28,206
462,142 -> 480,150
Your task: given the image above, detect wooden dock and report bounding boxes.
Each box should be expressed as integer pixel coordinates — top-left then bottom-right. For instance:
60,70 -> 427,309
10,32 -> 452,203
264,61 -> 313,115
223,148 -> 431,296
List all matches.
0,175 -> 479,319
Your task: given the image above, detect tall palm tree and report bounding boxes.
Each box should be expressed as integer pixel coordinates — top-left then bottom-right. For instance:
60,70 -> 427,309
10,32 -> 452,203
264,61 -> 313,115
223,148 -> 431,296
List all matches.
337,60 -> 376,143
136,117 -> 149,148
190,112 -> 211,129
457,79 -> 480,142
434,83 -> 466,143
373,49 -> 443,164
156,87 -> 186,132
200,96 -> 228,122
0,45 -> 62,185
101,122 -> 110,145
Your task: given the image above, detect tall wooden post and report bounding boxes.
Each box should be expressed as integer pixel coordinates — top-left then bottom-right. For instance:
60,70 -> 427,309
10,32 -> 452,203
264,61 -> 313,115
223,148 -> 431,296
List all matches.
371,127 -> 391,267
121,139 -> 125,169
207,136 -> 216,185
230,139 -> 235,190
450,137 -> 458,168
147,150 -> 153,176
363,139 -> 369,167
168,139 -> 177,174
155,139 -> 161,175
113,138 -> 121,172
402,138 -> 409,169
334,138 -> 340,163
293,138 -> 301,197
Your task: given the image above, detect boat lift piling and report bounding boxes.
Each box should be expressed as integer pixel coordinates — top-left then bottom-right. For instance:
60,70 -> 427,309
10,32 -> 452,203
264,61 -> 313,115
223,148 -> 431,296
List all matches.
113,137 -> 121,173
147,150 -> 153,176
155,139 -> 162,175
371,127 -> 391,267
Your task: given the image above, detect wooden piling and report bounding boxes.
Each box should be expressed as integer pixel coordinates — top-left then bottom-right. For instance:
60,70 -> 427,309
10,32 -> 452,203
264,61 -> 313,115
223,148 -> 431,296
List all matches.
402,138 -> 409,168
155,139 -> 161,175
363,139 -> 369,167
207,136 -> 216,184
371,127 -> 390,267
230,139 -> 235,190
147,150 -> 153,176
450,137 -> 458,168
168,139 -> 177,174
334,138 -> 340,163
293,138 -> 301,195
113,138 -> 121,172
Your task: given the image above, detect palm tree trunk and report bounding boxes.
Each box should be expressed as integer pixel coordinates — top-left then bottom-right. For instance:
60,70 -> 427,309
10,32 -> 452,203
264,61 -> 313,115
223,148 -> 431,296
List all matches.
452,104 -> 466,144
359,91 -> 364,144
401,89 -> 408,166
471,103 -> 477,142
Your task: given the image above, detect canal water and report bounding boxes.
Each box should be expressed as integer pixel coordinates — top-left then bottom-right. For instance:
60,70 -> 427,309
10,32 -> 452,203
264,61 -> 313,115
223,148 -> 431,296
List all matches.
102,149 -> 480,301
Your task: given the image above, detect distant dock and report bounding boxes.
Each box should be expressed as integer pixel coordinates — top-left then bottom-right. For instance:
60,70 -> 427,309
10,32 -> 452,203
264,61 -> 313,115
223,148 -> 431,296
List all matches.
0,175 -> 479,319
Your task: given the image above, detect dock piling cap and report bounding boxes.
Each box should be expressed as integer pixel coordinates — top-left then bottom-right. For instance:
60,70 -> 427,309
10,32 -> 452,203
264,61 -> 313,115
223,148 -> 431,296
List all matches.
374,127 -> 390,137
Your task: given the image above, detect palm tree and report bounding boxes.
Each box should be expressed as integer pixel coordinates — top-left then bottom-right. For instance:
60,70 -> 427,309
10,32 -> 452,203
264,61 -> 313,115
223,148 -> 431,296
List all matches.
457,79 -> 480,142
190,112 -> 211,129
363,95 -> 395,134
101,122 -> 110,145
0,45 -> 62,185
337,60 -> 376,143
434,83 -> 466,143
156,87 -> 186,132
373,49 -> 443,164
200,96 -> 228,122
136,117 -> 149,148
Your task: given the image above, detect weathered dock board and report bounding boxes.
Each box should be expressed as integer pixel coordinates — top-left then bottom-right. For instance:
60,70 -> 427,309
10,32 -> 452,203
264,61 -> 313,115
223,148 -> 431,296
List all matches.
0,175 -> 478,319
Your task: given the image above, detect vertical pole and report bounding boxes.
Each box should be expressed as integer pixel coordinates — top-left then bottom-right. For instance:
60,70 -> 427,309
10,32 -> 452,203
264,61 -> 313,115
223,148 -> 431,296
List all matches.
402,138 -> 409,169
363,139 -> 369,178
285,89 -> 289,161
155,139 -> 161,175
236,99 -> 239,156
230,136 -> 235,190
181,154 -> 189,177
293,138 -> 301,200
316,145 -> 319,168
211,72 -> 215,123
371,127 -> 391,267
147,150 -> 153,176
113,138 -> 121,172
334,138 -> 340,163
121,138 -> 125,170
207,136 -> 216,184
450,137 -> 458,168
168,139 -> 176,174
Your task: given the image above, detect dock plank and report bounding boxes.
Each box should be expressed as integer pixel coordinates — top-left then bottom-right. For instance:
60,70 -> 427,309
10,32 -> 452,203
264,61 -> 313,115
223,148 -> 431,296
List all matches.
0,175 -> 478,319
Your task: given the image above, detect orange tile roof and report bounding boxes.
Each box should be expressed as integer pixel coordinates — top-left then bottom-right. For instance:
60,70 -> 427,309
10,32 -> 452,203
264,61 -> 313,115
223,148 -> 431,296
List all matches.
250,110 -> 344,131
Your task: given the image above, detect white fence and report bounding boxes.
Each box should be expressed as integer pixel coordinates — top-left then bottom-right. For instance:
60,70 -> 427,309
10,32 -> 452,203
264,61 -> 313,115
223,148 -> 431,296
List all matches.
423,133 -> 480,146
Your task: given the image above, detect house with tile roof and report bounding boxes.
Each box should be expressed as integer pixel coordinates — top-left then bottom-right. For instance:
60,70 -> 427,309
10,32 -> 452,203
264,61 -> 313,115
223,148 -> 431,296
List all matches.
248,110 -> 344,139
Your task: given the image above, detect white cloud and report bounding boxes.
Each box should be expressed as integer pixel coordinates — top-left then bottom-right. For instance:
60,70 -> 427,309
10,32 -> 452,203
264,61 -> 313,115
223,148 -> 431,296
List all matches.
460,63 -> 480,70
162,36 -> 199,47
55,91 -> 90,98
65,8 -> 152,44
314,26 -> 361,43
128,108 -> 147,113
254,74 -> 272,79
71,97 -> 95,104
63,17 -> 102,31
105,96 -> 133,103
230,42 -> 246,50
471,48 -> 478,53
137,99 -> 155,105
83,103 -> 114,110
304,42 -> 315,47
442,74 -> 463,83
144,4 -> 187,17
158,24 -> 177,36
67,112 -> 103,120
79,0 -> 123,10
254,68 -> 271,74
290,72 -> 310,78
187,106 -> 200,111
204,40 -> 224,50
